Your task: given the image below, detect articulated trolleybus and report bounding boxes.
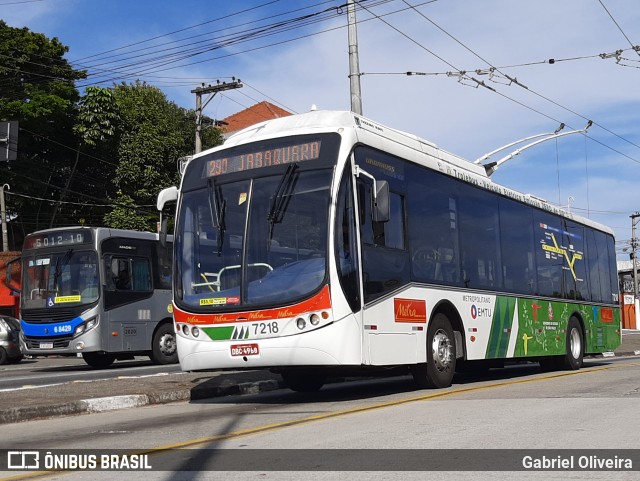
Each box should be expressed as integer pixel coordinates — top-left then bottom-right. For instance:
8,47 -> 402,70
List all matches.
15,227 -> 176,368
159,110 -> 620,391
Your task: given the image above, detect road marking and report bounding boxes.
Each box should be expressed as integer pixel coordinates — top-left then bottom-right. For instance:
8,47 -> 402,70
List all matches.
0,372 -> 182,393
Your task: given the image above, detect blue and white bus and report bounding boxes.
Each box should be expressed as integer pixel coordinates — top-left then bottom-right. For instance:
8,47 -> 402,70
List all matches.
13,227 -> 176,368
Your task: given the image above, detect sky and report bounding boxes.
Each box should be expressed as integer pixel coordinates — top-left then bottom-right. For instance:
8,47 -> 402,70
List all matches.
3,0 -> 640,260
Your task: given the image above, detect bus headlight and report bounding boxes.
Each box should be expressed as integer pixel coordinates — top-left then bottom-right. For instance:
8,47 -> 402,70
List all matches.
86,317 -> 98,330
191,326 -> 200,338
310,313 -> 320,326
182,324 -> 189,335
296,318 -> 306,330
75,316 -> 98,336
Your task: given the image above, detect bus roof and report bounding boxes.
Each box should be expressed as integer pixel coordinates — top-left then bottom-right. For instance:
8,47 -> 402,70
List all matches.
25,226 -> 163,242
206,109 -> 613,236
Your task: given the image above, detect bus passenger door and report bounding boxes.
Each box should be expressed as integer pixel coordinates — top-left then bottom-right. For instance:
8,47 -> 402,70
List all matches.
103,255 -> 152,353
356,169 -> 417,366
333,165 -> 365,364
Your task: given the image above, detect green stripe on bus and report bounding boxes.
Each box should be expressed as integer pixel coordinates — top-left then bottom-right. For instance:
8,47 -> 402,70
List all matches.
486,296 -> 515,358
202,326 -> 235,341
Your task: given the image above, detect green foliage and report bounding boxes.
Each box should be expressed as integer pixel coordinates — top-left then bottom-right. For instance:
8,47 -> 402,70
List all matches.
102,81 -> 192,230
0,21 -> 87,241
0,22 -> 226,240
0,21 -> 85,122
102,192 -> 151,231
74,86 -> 119,146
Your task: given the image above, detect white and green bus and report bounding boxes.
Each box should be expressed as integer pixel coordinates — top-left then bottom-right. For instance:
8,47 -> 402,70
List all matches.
158,110 -> 621,391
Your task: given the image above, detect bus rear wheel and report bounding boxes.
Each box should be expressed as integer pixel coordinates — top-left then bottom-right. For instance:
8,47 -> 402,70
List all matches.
82,352 -> 115,369
539,317 -> 584,371
412,313 -> 456,389
561,317 -> 584,370
150,323 -> 178,364
281,369 -> 326,392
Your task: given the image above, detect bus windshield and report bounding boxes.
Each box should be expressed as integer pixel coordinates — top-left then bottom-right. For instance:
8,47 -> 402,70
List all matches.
22,250 -> 100,309
176,167 -> 333,310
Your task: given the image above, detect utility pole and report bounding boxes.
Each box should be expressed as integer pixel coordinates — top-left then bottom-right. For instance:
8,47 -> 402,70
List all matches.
631,212 -> 640,308
0,121 -> 18,162
347,0 -> 363,115
191,79 -> 243,154
0,184 -> 9,252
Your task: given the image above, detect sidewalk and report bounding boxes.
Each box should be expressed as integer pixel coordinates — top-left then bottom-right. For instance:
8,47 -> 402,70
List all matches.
1,331 -> 639,425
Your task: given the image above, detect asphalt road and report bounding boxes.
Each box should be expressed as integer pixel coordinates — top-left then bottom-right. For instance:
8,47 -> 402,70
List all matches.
0,356 -> 182,390
1,356 -> 639,481
0,330 -> 638,426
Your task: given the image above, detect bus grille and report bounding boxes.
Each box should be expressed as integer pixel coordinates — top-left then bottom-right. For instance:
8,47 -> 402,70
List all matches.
21,308 -> 79,323
24,337 -> 72,349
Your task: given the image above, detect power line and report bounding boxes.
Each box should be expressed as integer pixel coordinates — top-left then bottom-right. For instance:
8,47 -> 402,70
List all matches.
598,0 -> 639,57
6,190 -> 155,209
357,0 -> 640,169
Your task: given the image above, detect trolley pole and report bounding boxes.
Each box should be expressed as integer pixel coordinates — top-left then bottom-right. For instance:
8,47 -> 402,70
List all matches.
0,183 -> 9,252
191,79 -> 243,154
347,0 -> 363,115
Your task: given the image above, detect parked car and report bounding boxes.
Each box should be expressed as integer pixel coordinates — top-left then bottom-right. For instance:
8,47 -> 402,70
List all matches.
0,315 -> 23,364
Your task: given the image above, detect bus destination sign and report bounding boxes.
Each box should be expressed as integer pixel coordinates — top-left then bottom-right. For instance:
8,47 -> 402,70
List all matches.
205,140 -> 321,177
24,230 -> 93,250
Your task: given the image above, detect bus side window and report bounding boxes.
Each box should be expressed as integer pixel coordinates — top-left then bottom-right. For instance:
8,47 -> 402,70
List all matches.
359,180 -> 409,301
131,258 -> 152,291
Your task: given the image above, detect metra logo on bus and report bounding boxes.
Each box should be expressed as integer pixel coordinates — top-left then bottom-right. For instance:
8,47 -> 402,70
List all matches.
394,298 -> 427,323
600,308 -> 614,323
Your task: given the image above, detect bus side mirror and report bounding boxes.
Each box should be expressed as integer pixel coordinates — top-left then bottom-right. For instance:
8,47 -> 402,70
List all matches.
159,218 -> 169,248
157,186 -> 178,212
372,180 -> 389,223
5,257 -> 21,293
157,186 -> 178,248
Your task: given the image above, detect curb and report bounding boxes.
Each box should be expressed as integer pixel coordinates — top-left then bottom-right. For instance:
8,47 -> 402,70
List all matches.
608,351 -> 640,357
0,379 -> 283,425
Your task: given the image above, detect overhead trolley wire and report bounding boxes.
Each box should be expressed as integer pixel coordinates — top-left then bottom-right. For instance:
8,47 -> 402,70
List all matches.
359,0 -> 640,165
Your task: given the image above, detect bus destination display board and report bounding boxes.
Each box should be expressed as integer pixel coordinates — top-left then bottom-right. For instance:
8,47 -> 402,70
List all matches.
205,140 -> 321,177
24,230 -> 93,250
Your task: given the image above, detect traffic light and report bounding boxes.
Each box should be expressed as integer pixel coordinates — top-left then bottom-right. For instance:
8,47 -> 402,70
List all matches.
0,121 -> 18,162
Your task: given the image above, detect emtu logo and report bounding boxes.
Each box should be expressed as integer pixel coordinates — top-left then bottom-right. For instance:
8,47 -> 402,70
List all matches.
8,451 -> 40,469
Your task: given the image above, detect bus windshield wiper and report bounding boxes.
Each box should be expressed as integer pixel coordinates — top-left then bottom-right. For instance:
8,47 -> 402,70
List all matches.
53,249 -> 73,291
207,179 -> 226,255
267,163 -> 298,243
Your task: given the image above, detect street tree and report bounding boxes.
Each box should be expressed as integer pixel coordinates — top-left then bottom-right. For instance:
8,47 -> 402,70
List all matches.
0,21 -> 86,240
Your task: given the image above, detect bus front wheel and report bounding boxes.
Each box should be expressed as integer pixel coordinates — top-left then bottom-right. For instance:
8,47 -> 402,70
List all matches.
150,323 -> 178,365
82,352 -> 115,369
412,313 -> 456,389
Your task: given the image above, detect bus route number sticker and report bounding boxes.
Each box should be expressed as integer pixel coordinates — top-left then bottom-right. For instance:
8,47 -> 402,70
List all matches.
230,343 -> 260,357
